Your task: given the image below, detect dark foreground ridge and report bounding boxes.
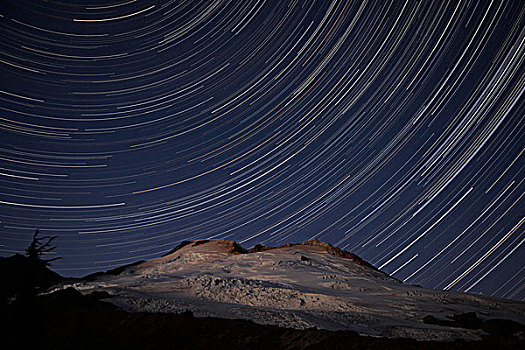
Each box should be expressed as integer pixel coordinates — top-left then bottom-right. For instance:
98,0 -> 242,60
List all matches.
2,286 -> 524,350
1,246 -> 524,349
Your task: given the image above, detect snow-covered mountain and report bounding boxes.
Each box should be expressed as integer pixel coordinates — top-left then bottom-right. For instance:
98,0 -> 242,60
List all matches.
56,239 -> 525,341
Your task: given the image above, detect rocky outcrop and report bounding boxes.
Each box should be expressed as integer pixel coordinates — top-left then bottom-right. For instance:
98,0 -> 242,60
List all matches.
162,239 -> 248,257
248,238 -> 376,269
162,238 -> 375,268
423,312 -> 525,337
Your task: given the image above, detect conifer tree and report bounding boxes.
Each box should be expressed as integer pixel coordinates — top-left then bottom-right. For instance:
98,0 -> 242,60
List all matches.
25,229 -> 61,266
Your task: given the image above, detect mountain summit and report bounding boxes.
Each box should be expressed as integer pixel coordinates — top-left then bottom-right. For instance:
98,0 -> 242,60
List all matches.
56,239 -> 524,341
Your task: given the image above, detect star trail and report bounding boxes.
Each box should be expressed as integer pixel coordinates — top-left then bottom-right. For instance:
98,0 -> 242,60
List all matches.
0,1 -> 524,300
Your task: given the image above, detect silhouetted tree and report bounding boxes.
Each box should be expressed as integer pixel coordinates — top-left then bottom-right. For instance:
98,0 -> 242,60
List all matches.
25,229 -> 61,266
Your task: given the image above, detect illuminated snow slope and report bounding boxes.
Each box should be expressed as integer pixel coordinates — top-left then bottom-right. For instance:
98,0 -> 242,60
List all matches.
58,239 -> 525,341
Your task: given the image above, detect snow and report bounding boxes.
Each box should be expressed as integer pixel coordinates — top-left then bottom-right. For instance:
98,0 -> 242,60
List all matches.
55,239 -> 525,341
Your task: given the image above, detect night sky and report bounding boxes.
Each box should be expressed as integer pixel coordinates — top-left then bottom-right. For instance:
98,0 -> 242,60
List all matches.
0,1 -> 524,300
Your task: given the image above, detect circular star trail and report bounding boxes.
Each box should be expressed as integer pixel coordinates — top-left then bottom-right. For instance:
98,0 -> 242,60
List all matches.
1,1 -> 524,300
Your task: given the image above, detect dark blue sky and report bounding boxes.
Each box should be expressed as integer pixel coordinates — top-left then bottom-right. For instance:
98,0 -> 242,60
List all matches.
1,1 -> 524,301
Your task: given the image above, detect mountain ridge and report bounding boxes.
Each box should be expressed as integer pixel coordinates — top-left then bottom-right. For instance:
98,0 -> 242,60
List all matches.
161,238 -> 376,268
85,238 -> 378,280
50,238 -> 525,342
